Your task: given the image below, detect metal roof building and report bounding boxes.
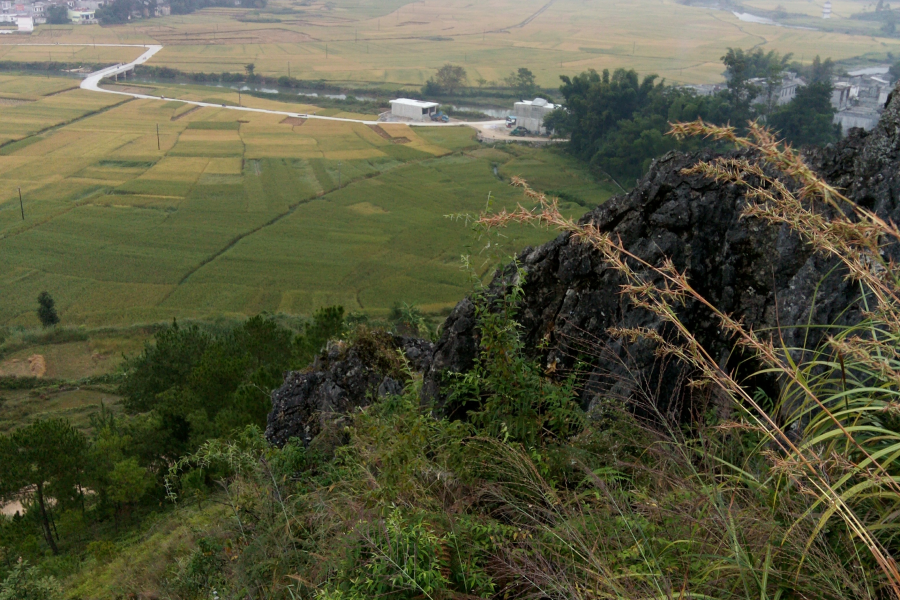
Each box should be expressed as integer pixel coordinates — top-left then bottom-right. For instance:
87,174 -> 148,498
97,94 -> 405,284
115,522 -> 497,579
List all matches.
390,98 -> 440,122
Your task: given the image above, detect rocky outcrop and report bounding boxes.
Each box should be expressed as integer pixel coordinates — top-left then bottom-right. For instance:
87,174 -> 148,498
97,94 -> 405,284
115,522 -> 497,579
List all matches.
424,86 -> 900,419
268,85 -> 900,444
266,332 -> 433,447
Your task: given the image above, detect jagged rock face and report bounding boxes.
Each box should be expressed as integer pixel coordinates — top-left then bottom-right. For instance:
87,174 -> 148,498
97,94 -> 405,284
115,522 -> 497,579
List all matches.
268,86 -> 900,443
266,333 -> 433,447
425,85 -> 900,418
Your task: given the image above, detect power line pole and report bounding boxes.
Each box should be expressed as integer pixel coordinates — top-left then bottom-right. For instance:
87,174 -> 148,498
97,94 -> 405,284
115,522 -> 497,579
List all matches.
156,124 -> 160,150
238,90 -> 242,106
18,188 -> 24,220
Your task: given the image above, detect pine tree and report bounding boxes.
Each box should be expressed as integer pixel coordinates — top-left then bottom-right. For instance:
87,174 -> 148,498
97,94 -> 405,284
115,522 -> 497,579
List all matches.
36,292 -> 59,328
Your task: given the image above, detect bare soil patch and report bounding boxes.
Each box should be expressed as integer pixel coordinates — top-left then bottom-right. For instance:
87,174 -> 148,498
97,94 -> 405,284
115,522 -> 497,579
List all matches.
0,97 -> 32,106
281,116 -> 307,126
369,125 -> 410,144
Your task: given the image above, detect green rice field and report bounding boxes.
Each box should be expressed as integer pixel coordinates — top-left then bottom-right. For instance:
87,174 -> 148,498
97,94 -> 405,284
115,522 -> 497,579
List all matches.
0,74 -> 616,327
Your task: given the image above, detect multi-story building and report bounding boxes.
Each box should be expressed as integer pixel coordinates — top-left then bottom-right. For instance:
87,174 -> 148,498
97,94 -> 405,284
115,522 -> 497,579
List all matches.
67,5 -> 96,22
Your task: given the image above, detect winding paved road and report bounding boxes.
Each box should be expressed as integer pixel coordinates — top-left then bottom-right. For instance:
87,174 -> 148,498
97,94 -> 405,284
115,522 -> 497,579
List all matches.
10,42 -> 503,128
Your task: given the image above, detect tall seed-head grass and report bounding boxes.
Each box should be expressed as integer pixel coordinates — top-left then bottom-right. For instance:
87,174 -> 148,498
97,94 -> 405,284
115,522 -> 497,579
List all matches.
476,121 -> 900,597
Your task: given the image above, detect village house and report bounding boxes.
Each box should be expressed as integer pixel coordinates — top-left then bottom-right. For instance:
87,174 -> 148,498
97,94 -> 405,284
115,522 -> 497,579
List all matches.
67,5 -> 96,22
831,66 -> 893,133
513,98 -> 557,134
750,73 -> 806,107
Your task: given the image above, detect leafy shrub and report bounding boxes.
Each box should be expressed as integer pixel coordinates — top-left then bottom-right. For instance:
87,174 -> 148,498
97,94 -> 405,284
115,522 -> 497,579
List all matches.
0,560 -> 60,600
448,270 -> 585,447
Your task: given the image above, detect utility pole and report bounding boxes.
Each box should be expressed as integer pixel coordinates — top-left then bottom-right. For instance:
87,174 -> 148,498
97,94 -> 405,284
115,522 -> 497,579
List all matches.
18,188 -> 24,220
238,90 -> 242,106
156,124 -> 160,150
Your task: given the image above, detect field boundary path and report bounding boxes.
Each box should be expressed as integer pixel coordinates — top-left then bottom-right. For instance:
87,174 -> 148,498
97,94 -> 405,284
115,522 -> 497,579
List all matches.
6,43 -> 505,130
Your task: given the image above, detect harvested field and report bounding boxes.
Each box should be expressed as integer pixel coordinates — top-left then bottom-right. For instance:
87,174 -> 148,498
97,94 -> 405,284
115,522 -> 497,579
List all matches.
8,0 -> 900,88
145,27 -> 316,45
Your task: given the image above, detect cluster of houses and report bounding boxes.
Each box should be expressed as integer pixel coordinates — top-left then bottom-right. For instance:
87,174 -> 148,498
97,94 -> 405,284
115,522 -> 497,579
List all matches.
387,97 -> 559,135
684,68 -> 895,134
0,0 -> 171,31
390,65 -> 896,137
831,67 -> 893,132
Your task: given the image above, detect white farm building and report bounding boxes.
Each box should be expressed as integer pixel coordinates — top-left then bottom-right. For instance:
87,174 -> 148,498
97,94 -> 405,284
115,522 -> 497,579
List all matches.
390,98 -> 440,122
514,98 -> 557,134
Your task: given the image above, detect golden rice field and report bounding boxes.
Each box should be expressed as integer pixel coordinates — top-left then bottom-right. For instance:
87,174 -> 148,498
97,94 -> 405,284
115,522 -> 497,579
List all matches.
0,0 -> 896,88
0,74 -> 616,327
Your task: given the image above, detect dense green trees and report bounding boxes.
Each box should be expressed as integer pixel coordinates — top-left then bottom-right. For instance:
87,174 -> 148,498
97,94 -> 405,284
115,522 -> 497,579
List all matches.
36,293 -> 58,328
552,50 -> 840,184
0,420 -> 87,555
548,68 -> 736,182
96,0 -> 266,23
44,5 -> 69,24
423,64 -> 469,95
504,67 -> 538,98
95,0 -> 138,24
768,82 -> 841,147
0,310 -> 345,563
119,310 -> 344,461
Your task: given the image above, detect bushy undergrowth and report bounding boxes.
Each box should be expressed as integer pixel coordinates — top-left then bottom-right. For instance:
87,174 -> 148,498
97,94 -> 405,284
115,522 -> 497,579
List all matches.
150,123 -> 900,600
5,122 -> 900,600
154,263 -> 892,599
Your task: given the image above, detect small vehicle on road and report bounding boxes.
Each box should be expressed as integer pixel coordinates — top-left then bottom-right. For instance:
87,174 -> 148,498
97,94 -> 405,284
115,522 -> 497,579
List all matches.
430,111 -> 450,123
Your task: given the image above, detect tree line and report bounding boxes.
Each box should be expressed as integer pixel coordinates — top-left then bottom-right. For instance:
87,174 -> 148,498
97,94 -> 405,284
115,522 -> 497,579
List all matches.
422,64 -> 539,98
0,309 -> 343,567
546,49 -> 841,184
95,0 -> 266,24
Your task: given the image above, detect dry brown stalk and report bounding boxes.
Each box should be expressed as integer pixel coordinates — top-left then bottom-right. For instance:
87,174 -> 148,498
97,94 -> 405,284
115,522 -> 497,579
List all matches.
476,135 -> 900,596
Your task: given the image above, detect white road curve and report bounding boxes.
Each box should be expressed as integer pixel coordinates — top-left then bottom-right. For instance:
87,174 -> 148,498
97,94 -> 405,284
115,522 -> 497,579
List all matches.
7,43 -> 504,128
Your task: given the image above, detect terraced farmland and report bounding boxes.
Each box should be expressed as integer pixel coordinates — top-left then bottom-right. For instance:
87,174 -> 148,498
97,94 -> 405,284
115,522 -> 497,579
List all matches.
0,74 -> 616,326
